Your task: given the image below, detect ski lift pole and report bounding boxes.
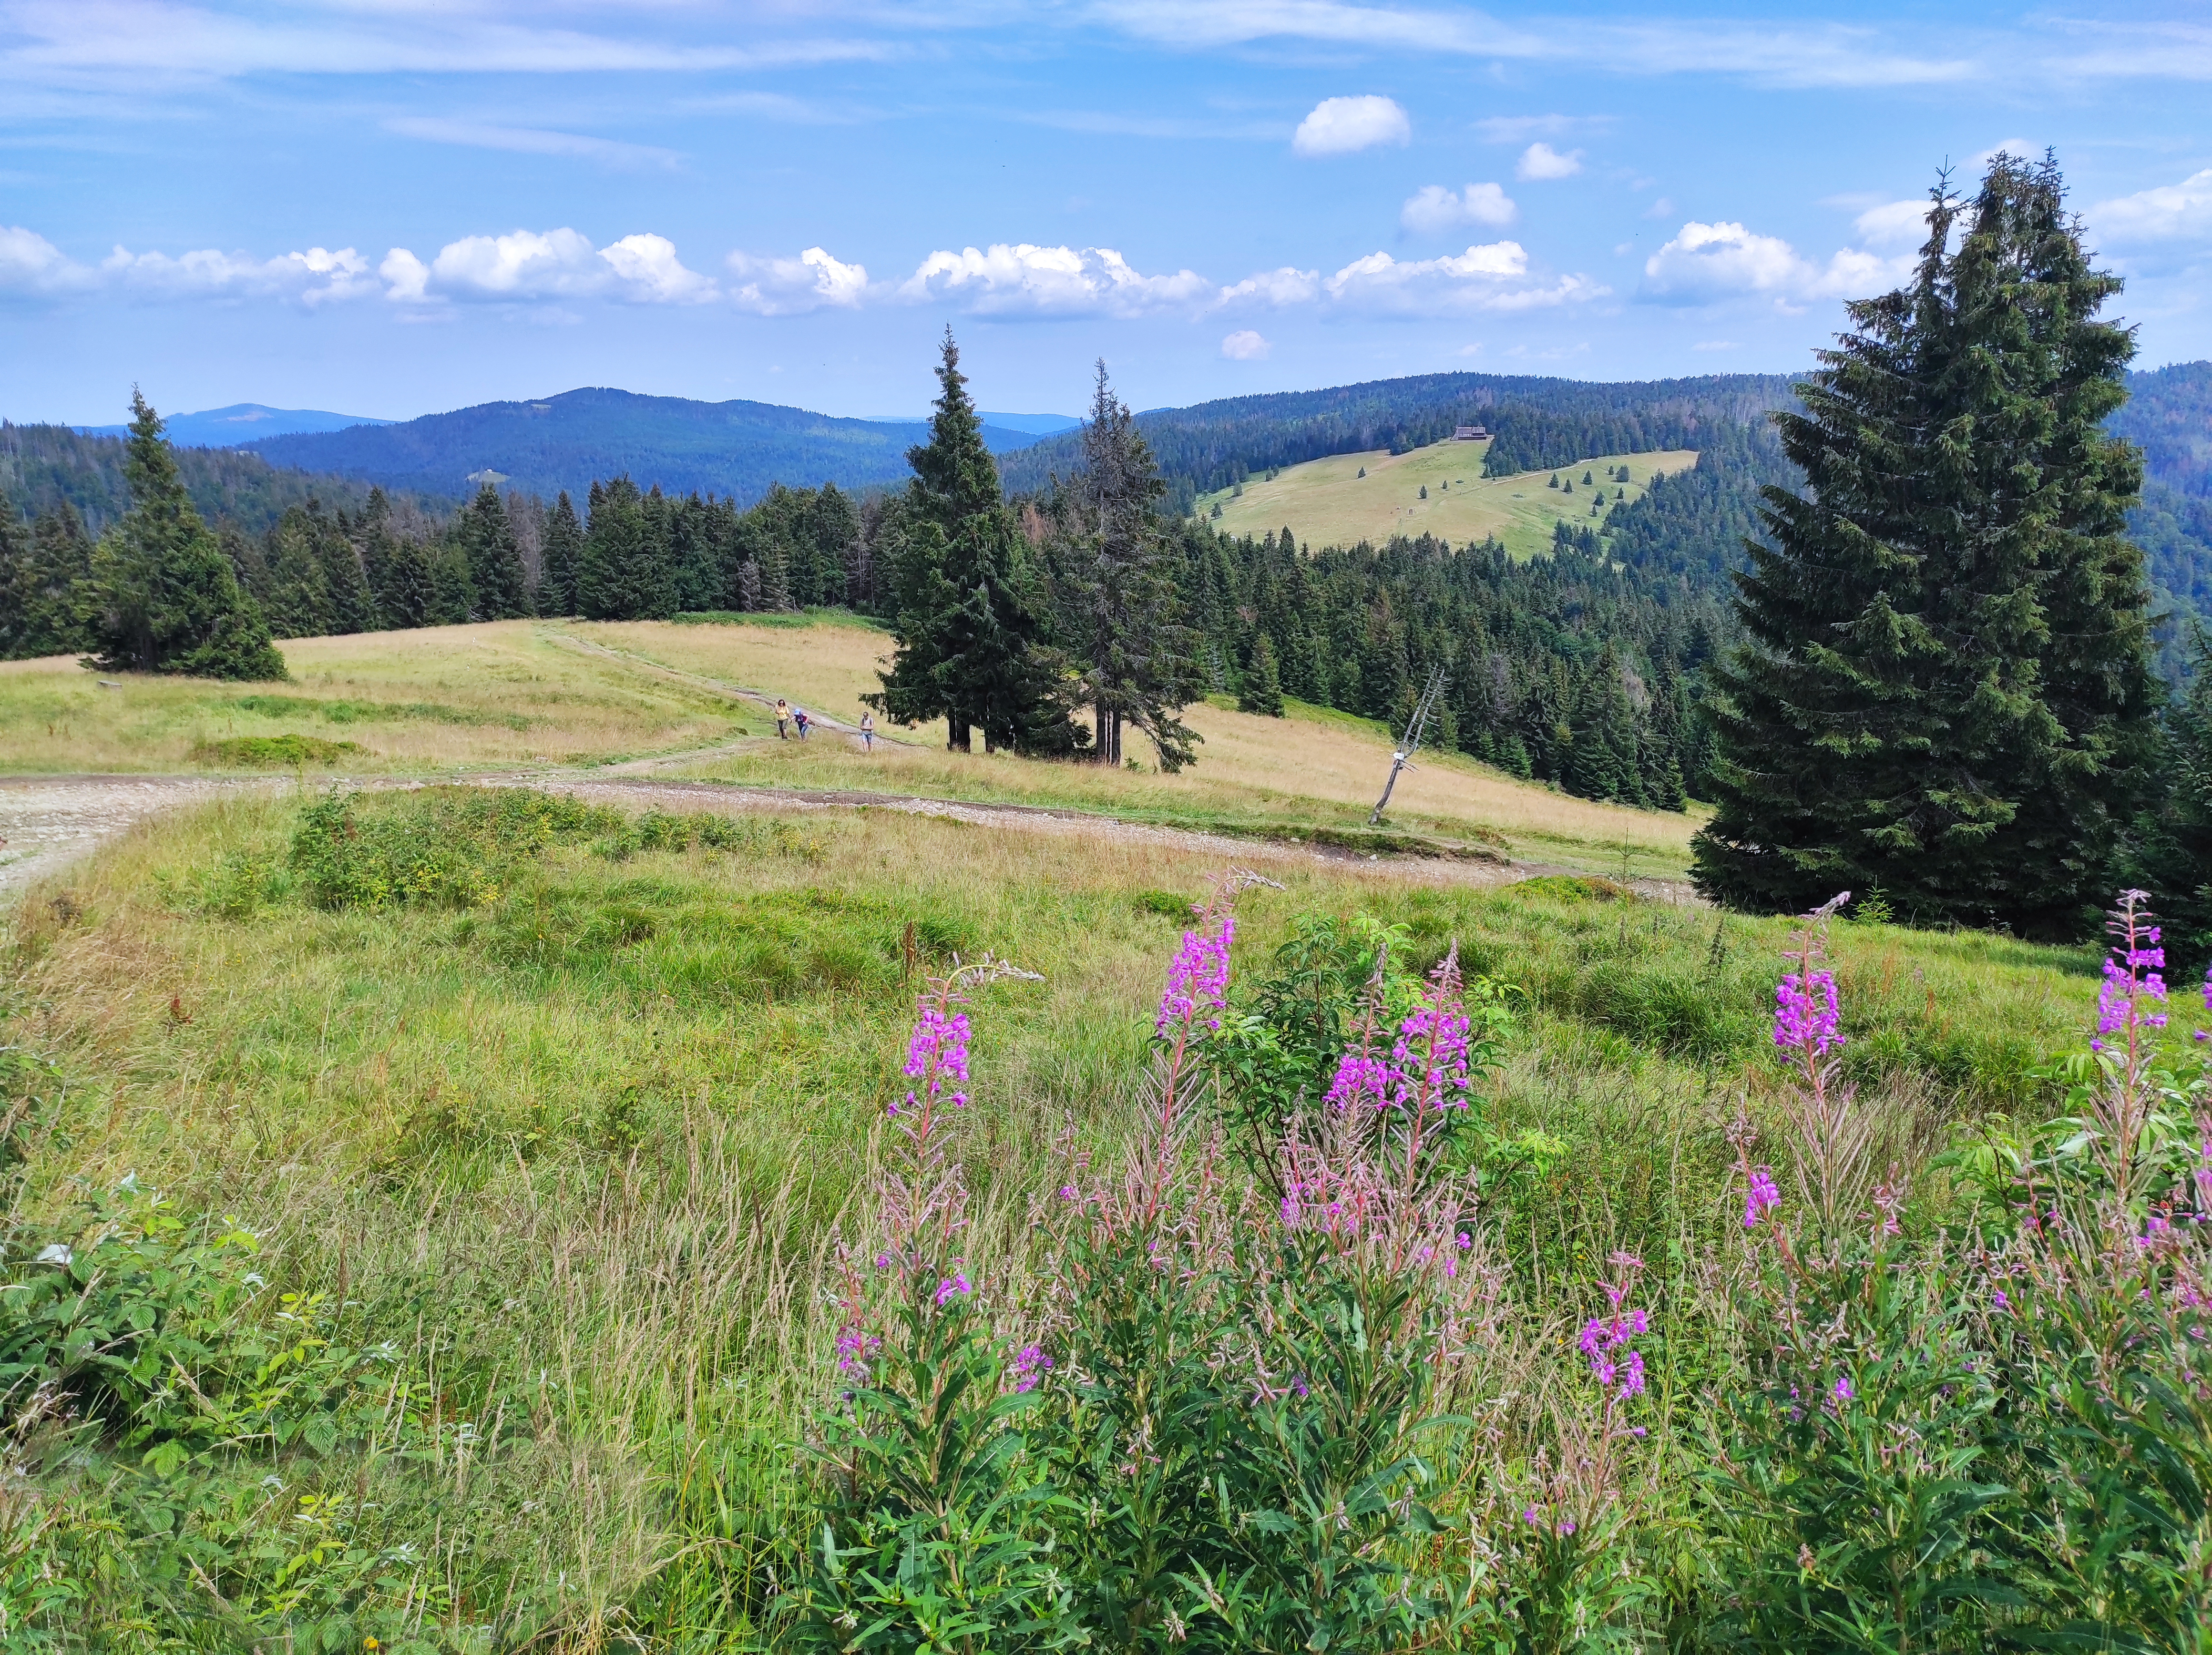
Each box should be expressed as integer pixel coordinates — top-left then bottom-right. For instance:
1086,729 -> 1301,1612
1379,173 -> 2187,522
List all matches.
1370,666 -> 1446,826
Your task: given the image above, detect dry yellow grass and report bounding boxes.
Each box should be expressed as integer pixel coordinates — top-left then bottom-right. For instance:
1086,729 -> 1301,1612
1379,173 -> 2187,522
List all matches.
0,615 -> 1699,875
0,622 -> 750,773
1198,442 -> 1699,557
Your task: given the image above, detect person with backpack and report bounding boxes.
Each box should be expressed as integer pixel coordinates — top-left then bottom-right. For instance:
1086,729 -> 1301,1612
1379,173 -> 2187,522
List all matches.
794,707 -> 811,741
774,699 -> 790,739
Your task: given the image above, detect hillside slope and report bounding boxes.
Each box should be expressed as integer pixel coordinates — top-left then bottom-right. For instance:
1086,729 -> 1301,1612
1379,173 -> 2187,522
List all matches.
242,387 -> 1049,506
0,421 -> 448,537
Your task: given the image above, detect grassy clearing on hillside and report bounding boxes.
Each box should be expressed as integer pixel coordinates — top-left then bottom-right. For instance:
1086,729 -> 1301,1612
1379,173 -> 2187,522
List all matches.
1197,442 -> 1699,555
0,617 -> 1699,877
0,789 -> 2114,1645
0,623 -> 756,775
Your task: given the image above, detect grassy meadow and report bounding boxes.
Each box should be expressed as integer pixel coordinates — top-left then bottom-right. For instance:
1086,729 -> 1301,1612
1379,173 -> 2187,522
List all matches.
1195,442 -> 1699,556
0,776 -> 2114,1646
3,616 -> 2178,1650
0,615 -> 1697,876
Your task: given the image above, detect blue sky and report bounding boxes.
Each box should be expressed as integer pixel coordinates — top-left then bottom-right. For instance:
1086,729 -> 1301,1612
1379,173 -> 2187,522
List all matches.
4,1 -> 2210,427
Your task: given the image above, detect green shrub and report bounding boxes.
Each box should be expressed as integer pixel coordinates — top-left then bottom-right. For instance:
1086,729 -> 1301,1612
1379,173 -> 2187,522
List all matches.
191,733 -> 366,766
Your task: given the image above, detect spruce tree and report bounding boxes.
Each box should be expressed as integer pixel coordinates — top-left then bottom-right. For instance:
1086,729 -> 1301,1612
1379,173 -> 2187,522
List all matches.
1,496 -> 95,659
579,476 -> 649,620
428,536 -> 476,626
85,392 -> 287,680
1693,154 -> 2157,937
1052,359 -> 1203,768
459,484 -> 530,618
540,491 -> 584,618
1239,632 -> 1285,716
873,329 -> 1073,753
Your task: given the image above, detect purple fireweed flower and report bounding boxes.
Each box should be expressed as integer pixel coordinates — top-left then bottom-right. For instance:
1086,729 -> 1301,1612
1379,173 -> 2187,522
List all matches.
1773,970 -> 1843,1056
1744,1165 -> 1781,1228
834,1324 -> 881,1374
1833,1374 -> 1854,1404
934,1272 -> 972,1308
1157,915 -> 1235,1036
1324,1052 -> 1389,1112
1992,1289 -> 2011,1311
1389,998 -> 1474,1112
1523,1507 -> 1541,1526
1009,1343 -> 1052,1393
901,1004 -> 973,1114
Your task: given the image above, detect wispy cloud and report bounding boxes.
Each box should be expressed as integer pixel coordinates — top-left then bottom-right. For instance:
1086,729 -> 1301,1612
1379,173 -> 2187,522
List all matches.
1324,240 -> 1606,315
385,118 -> 682,171
1475,113 -> 1610,143
1220,328 -> 1270,358
0,0 -> 894,79
1401,182 -> 1517,234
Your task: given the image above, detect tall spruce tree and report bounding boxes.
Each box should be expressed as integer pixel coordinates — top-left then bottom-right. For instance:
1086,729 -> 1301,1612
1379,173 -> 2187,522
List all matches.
84,392 -> 287,681
1054,360 -> 1203,769
872,329 -> 1074,753
579,476 -> 650,620
459,485 -> 531,618
540,491 -> 584,617
1692,154 -> 2156,937
1239,632 -> 1285,716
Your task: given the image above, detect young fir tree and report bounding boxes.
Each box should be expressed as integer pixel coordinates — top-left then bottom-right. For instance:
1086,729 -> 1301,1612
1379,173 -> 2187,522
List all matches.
1693,153 -> 2157,937
1055,359 -> 1203,768
459,484 -> 531,618
84,392 -> 287,681
1239,631 -> 1285,716
872,329 -> 1073,753
539,491 -> 584,618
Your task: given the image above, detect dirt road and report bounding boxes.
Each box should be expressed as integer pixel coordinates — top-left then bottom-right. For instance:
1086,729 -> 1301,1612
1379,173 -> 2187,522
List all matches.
0,772 -> 1701,904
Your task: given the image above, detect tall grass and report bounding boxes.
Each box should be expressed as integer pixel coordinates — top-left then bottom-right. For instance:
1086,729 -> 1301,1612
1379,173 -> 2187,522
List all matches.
0,790 -> 2123,1647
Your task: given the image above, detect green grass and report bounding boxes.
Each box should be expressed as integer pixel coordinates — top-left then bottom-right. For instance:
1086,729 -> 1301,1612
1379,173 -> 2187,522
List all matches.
1195,441 -> 1699,557
0,784 -> 2121,1646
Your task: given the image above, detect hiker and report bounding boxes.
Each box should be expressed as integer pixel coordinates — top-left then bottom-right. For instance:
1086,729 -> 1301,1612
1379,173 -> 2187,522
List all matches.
859,712 -> 875,752
794,707 -> 811,741
774,698 -> 790,739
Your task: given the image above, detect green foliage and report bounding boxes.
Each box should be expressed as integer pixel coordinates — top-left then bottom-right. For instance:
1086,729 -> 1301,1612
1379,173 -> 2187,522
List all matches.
191,733 -> 367,766
82,393 -> 289,681
873,331 -> 1078,755
1695,155 -> 2159,938
1236,630 -> 1284,717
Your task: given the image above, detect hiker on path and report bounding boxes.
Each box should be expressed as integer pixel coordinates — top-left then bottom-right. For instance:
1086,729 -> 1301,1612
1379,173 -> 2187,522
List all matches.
794,707 -> 811,741
774,699 -> 790,739
859,712 -> 875,752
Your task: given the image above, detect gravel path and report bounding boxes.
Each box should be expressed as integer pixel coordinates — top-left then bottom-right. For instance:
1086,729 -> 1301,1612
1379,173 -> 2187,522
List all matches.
0,772 -> 1700,905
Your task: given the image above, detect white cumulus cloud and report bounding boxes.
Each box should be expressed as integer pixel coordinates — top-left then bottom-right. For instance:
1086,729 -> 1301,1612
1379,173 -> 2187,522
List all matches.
725,246 -> 869,314
0,225 -> 92,296
1851,198 -> 1937,252
1324,241 -> 1605,315
1400,182 -> 1517,234
1216,265 -> 1321,307
900,243 -> 1213,318
1220,328 -> 1270,359
1639,219 -> 1911,307
381,227 -> 719,305
1292,95 -> 1410,158
103,243 -> 379,304
2091,169 -> 2212,246
1516,142 -> 1583,180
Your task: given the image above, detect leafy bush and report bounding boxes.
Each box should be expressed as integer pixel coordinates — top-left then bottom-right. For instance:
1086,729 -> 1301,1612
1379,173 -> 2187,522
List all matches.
191,733 -> 366,766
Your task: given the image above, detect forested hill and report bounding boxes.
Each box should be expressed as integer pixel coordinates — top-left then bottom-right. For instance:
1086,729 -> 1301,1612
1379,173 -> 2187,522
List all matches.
996,370 -> 1800,512
0,422 -> 448,538
240,387 -> 1049,508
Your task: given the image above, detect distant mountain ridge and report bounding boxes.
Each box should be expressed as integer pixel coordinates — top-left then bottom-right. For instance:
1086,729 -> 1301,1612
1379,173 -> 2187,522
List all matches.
238,387 -> 1051,507
75,403 -> 394,447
